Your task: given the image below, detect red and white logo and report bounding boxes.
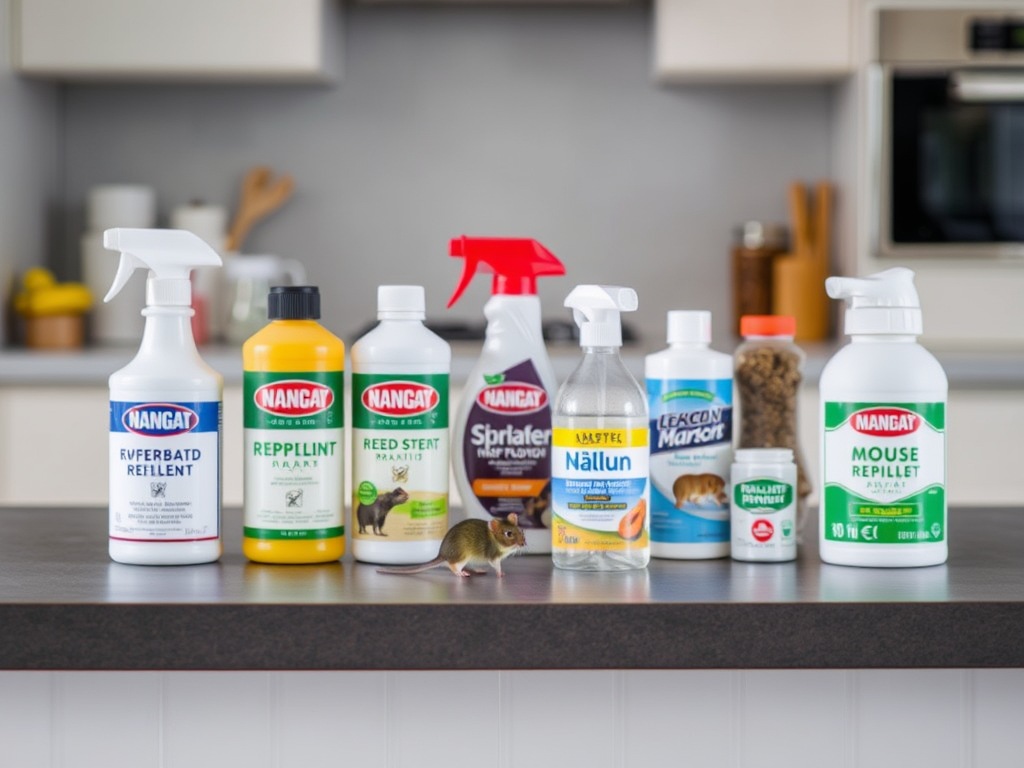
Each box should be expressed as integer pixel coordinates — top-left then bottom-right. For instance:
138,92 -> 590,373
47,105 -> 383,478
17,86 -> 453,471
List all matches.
476,383 -> 547,414
851,407 -> 921,437
254,380 -> 333,417
751,519 -> 774,543
361,382 -> 438,417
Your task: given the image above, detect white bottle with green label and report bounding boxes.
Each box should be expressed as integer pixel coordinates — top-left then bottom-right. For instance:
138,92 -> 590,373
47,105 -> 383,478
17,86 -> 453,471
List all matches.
730,448 -> 796,562
351,285 -> 451,565
819,267 -> 948,568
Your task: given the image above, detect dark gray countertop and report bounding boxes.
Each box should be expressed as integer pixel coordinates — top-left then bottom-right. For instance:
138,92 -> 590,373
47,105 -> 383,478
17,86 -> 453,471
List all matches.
1,506 -> 1022,671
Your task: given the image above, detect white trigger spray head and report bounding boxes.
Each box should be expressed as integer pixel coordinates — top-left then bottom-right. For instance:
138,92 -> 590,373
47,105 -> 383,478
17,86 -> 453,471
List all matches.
825,266 -> 923,335
103,228 -> 222,307
564,284 -> 638,348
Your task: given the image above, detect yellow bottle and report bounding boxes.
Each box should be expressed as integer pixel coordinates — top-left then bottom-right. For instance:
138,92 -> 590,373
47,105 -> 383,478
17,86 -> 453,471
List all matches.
242,286 -> 345,563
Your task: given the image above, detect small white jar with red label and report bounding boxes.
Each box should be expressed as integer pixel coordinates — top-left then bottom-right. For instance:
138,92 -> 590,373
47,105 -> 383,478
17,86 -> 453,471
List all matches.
730,448 -> 797,562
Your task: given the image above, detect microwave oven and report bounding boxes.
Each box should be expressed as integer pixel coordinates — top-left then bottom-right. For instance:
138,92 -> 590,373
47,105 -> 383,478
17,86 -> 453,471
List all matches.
872,8 -> 1024,261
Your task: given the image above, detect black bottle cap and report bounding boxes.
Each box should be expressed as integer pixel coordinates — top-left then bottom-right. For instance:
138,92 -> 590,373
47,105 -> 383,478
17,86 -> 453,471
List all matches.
268,286 -> 320,320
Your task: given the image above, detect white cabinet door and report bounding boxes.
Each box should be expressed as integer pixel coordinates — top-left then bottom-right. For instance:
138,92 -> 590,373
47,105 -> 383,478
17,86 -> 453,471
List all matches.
12,0 -> 339,82
654,0 -> 852,82
0,386 -> 245,507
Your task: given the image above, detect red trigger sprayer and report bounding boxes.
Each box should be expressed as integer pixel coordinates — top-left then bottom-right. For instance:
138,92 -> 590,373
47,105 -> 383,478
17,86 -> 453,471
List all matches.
447,236 -> 565,308
447,235 -> 565,554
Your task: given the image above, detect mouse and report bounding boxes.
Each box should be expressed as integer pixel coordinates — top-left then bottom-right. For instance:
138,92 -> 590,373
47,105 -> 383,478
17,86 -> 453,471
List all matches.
356,487 -> 410,536
376,513 -> 526,577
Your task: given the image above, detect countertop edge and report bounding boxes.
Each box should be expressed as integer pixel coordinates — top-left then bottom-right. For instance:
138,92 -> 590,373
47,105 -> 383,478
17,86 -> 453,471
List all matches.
3,601 -> 1024,671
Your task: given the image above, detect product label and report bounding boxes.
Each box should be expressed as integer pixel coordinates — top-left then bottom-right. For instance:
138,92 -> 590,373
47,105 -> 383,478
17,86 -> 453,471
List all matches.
243,371 -> 344,540
351,372 -> 449,542
109,400 -> 221,542
647,377 -> 732,545
551,426 -> 650,552
730,469 -> 797,561
462,360 -> 553,529
822,402 -> 946,544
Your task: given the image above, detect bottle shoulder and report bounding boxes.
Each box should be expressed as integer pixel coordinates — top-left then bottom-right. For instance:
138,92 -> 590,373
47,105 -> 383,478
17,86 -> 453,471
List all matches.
644,345 -> 733,379
819,339 -> 948,397
350,321 -> 451,369
556,352 -> 647,418
243,320 -> 345,369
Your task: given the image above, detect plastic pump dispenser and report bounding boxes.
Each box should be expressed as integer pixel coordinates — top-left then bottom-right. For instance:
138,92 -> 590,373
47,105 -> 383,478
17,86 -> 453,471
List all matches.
448,236 -> 565,553
818,267 -> 948,568
825,266 -> 924,336
104,228 -> 224,565
552,285 -> 650,571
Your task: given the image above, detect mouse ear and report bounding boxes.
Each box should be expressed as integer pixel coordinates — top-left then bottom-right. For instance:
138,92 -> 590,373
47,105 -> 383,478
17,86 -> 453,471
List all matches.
507,512 -> 518,525
489,518 -> 501,535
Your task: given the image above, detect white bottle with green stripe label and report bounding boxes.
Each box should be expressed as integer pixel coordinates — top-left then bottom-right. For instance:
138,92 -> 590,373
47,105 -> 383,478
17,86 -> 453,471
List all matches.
730,448 -> 797,562
819,268 -> 948,568
351,286 -> 451,565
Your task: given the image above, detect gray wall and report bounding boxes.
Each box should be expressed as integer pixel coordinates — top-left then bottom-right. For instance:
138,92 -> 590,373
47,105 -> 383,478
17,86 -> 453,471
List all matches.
0,0 -> 59,344
56,3 -> 837,349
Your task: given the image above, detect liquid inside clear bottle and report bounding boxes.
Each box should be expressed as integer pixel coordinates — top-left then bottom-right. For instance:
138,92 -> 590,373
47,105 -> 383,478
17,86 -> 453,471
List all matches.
552,347 -> 650,571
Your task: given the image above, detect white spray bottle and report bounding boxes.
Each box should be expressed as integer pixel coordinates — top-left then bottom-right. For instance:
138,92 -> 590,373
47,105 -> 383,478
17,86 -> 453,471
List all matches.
819,267 -> 948,568
104,228 -> 224,565
551,285 -> 649,571
448,236 -> 565,553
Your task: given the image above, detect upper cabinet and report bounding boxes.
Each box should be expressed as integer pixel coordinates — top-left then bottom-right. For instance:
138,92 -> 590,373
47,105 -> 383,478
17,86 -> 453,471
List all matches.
654,0 -> 853,83
10,0 -> 340,83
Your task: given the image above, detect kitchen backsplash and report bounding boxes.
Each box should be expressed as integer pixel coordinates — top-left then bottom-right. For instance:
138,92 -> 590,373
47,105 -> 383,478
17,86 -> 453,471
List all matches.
4,3 -> 836,350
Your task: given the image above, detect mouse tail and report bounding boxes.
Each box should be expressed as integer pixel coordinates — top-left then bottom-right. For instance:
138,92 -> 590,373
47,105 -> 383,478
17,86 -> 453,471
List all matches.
375,557 -> 446,575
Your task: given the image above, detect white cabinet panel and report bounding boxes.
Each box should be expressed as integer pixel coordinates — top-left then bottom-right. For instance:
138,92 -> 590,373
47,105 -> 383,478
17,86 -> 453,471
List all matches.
0,386 -> 244,507
654,0 -> 852,82
12,0 -> 339,82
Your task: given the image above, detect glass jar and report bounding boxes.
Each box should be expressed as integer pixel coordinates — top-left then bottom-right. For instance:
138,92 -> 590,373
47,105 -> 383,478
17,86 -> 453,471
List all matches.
730,221 -> 787,337
733,315 -> 811,532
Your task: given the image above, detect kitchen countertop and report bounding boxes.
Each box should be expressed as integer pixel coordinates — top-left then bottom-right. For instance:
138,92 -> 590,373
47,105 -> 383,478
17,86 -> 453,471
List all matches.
0,341 -> 1022,388
1,505 -> 1022,671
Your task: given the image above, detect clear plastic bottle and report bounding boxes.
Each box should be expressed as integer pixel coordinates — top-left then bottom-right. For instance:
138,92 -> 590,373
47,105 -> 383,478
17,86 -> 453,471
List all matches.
552,285 -> 649,571
646,310 -> 733,559
351,285 -> 451,565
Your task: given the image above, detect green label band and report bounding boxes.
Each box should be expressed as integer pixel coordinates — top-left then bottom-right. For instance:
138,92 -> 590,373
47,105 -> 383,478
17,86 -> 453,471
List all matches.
244,526 -> 344,540
244,371 -> 344,430
352,373 -> 449,430
733,478 -> 794,512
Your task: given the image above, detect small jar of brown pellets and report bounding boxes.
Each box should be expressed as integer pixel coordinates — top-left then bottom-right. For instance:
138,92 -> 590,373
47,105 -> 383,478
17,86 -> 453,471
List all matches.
733,315 -> 812,532
731,222 -> 787,337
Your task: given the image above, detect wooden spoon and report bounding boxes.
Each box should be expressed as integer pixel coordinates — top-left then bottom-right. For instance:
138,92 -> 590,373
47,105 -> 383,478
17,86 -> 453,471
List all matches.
226,166 -> 295,252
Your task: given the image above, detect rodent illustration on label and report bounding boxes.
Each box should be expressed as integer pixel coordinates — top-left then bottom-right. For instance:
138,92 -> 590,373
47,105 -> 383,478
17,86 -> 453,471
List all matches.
376,513 -> 526,577
648,377 -> 733,547
352,372 -> 449,543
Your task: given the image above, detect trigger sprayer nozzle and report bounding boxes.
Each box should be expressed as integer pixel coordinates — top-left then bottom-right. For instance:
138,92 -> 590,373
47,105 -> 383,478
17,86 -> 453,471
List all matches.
825,266 -> 923,336
447,236 -> 565,308
103,228 -> 223,308
564,284 -> 638,348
